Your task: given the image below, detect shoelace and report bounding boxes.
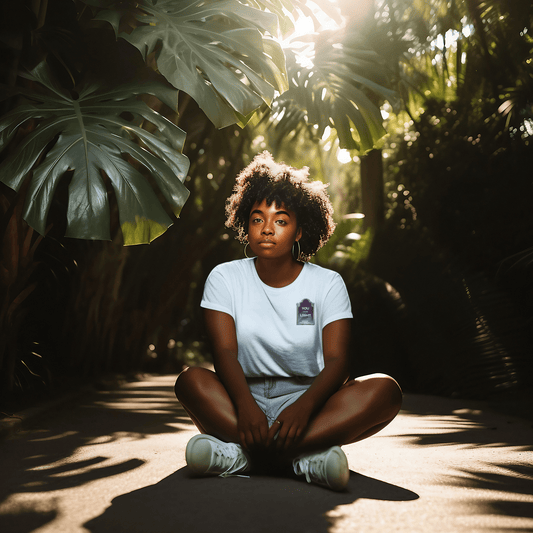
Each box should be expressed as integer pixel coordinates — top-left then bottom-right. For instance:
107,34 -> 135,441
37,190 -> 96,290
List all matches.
294,455 -> 322,484
214,444 -> 250,478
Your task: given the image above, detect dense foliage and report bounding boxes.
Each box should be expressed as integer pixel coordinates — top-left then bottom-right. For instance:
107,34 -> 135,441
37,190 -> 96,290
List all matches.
0,0 -> 394,404
333,0 -> 533,399
2,0 -> 532,408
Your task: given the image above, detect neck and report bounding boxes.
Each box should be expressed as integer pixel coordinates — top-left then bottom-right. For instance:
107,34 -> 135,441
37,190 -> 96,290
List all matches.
254,255 -> 303,288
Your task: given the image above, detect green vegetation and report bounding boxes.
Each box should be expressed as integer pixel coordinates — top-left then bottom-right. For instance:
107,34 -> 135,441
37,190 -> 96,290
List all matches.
1,0 -> 532,408
338,0 -> 533,398
0,0 -> 392,404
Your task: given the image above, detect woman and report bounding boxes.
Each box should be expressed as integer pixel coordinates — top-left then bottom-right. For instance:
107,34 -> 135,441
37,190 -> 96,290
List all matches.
175,152 -> 402,491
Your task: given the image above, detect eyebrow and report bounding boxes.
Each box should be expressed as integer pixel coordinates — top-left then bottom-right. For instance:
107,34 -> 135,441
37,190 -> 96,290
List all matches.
250,209 -> 291,217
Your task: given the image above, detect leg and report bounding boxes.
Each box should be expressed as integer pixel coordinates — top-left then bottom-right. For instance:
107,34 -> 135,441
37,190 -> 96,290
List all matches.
291,373 -> 402,457
176,367 -> 257,478
174,366 -> 240,443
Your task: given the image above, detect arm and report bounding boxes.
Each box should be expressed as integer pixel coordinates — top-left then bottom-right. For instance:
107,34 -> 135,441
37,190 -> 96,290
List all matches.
268,318 -> 351,450
204,308 -> 270,450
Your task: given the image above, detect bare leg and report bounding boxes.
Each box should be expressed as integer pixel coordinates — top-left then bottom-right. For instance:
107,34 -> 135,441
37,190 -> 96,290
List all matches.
174,366 -> 240,443
288,373 -> 403,458
175,368 -> 402,458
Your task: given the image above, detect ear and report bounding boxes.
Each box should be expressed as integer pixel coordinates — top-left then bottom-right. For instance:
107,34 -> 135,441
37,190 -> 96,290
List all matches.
296,227 -> 303,241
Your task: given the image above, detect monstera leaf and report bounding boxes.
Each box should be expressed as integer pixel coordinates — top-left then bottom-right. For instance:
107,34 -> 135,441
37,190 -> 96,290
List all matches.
89,0 -> 288,128
272,31 -> 399,153
243,0 -> 341,33
0,62 -> 190,245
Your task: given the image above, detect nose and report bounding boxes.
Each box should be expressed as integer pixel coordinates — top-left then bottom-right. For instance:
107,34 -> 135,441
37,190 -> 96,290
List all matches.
262,220 -> 274,235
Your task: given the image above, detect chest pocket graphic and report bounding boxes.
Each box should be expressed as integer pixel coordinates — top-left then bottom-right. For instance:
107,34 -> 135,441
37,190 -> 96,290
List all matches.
297,298 -> 315,325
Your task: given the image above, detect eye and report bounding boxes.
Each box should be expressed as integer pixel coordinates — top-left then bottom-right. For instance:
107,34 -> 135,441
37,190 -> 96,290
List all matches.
276,219 -> 287,226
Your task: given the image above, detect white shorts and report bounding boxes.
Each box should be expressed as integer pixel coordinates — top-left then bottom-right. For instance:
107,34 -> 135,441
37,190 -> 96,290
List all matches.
246,376 -> 315,427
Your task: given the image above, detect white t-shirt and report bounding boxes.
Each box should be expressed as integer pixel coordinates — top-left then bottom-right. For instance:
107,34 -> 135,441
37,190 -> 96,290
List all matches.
200,258 -> 353,378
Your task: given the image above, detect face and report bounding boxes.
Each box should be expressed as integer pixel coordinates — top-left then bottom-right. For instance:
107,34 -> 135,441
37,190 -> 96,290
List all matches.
247,199 -> 302,260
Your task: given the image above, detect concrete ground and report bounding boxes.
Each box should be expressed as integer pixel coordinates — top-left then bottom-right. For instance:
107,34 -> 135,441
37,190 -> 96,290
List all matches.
0,374 -> 532,533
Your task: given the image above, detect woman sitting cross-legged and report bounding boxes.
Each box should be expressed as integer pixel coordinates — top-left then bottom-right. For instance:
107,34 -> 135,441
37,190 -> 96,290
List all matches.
175,152 -> 402,491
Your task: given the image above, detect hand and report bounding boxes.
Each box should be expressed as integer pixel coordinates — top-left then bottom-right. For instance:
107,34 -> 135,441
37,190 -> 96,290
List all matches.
266,397 -> 314,452
236,400 -> 270,452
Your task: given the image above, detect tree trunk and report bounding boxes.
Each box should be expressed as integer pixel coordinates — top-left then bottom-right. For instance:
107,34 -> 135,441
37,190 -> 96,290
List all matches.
360,148 -> 384,232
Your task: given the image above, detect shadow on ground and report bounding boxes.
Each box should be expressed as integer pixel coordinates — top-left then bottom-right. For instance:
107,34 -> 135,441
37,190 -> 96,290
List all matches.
0,379 -> 193,532
447,462 -> 533,524
400,394 -> 533,451
2,380 -> 532,533
398,393 -> 533,526
84,467 -> 418,533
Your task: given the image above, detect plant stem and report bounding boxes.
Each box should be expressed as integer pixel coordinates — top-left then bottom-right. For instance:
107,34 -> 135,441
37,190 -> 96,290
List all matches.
35,0 -> 48,30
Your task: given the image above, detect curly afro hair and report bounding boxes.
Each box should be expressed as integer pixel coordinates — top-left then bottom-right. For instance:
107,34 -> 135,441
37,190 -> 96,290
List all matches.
225,151 -> 336,260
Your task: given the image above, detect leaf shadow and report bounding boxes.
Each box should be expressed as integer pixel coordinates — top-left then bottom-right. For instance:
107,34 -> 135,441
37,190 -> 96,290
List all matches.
399,394 -> 533,451
444,463 -> 533,524
397,393 -> 533,526
0,501 -> 58,533
0,382 -> 193,502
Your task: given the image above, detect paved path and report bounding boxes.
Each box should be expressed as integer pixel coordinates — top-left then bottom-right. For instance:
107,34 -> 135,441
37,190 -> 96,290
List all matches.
0,374 -> 532,533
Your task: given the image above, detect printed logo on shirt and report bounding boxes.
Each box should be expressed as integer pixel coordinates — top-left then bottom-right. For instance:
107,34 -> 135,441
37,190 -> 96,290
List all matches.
296,299 -> 315,325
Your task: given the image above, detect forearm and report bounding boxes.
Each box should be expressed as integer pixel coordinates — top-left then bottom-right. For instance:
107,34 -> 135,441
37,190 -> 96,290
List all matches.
213,349 -> 256,411
297,355 -> 349,414
204,308 -> 269,450
204,309 -> 256,411
214,348 -> 271,450
268,354 -> 349,450
298,318 -> 351,414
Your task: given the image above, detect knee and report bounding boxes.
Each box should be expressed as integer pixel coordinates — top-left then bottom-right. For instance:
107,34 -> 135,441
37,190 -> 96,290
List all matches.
377,374 -> 402,410
174,366 -> 212,402
374,374 -> 403,418
352,373 -> 403,418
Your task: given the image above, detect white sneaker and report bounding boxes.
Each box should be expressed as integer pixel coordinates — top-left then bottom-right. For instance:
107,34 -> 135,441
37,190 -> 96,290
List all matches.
293,446 -> 349,491
185,435 -> 251,478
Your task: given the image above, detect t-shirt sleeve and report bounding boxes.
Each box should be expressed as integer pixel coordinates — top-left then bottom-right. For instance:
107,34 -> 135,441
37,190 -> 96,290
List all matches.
200,266 -> 234,318
321,272 -> 353,328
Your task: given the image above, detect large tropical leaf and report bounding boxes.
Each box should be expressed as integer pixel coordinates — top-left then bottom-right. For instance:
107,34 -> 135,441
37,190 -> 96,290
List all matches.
270,30 -> 398,153
242,0 -> 342,33
0,62 -> 190,245
87,0 -> 288,128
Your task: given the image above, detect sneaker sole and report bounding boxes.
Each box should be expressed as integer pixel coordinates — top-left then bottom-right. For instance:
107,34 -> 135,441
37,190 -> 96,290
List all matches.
185,434 -> 221,475
325,446 -> 350,491
185,434 -> 250,477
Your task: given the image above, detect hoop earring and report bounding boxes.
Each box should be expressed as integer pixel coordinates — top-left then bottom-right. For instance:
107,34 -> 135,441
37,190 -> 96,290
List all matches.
244,243 -> 250,258
292,240 -> 301,261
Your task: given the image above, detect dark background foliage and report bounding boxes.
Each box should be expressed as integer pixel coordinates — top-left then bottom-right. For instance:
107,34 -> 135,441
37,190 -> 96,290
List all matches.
1,0 -> 533,415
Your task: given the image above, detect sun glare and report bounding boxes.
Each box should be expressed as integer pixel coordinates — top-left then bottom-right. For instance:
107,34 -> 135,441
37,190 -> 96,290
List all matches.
281,1 -> 343,69
337,148 -> 352,164
282,1 -> 342,42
